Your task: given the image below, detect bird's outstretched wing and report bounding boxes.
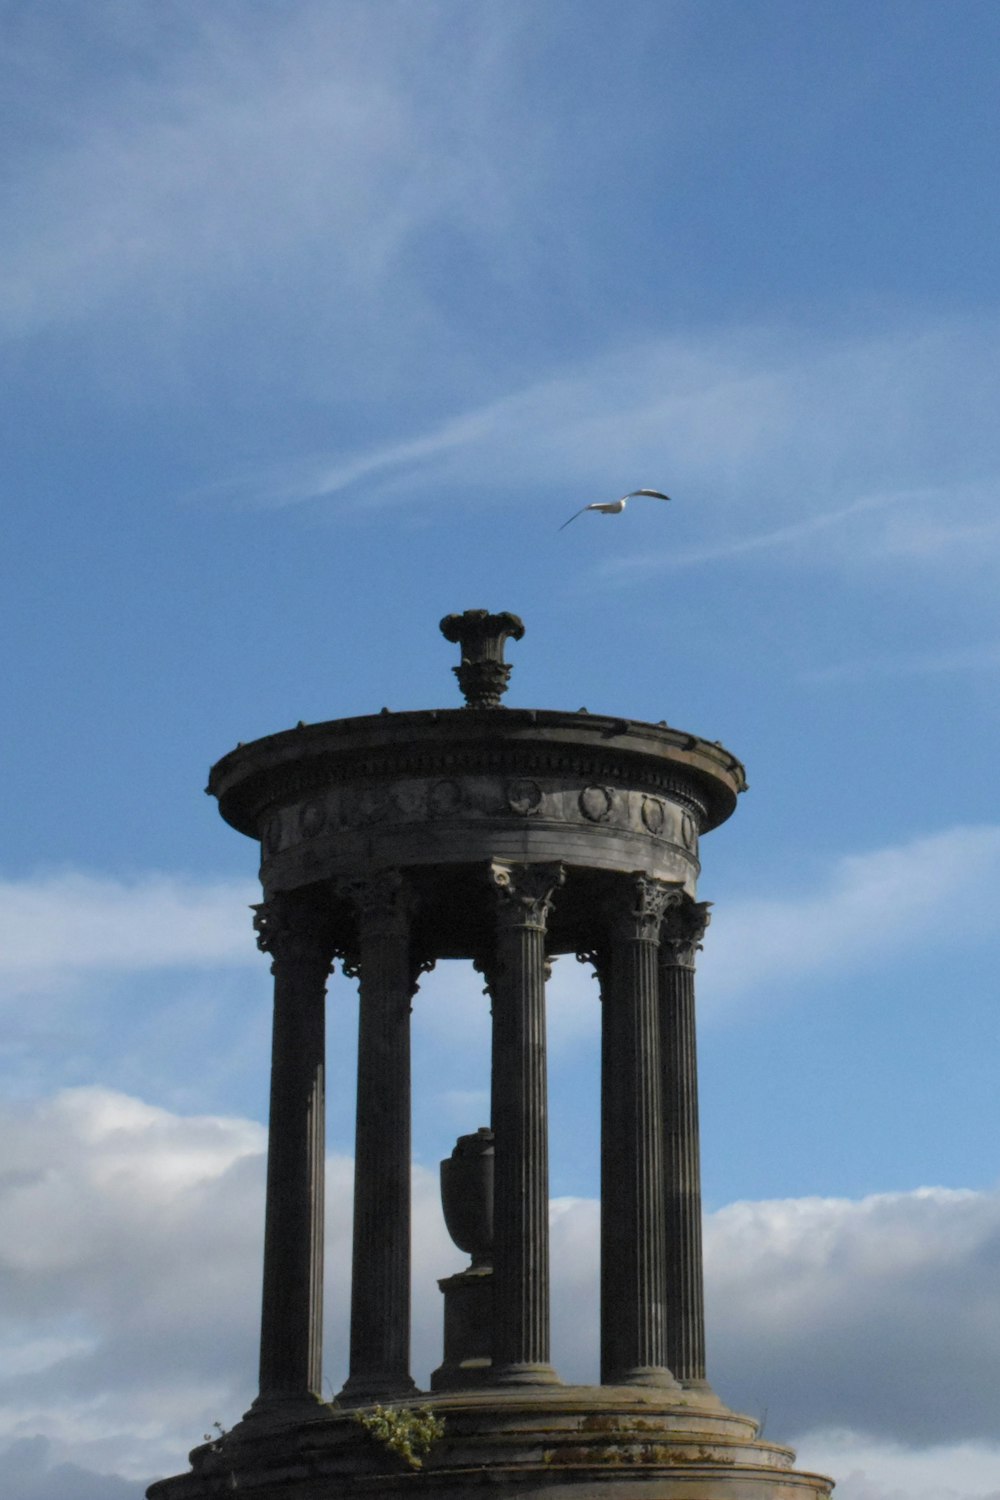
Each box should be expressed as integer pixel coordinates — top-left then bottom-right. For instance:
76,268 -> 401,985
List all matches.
558,505 -> 595,531
558,488 -> 672,530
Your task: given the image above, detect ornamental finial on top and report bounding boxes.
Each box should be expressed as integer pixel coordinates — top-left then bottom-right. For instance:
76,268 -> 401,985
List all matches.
440,609 -> 525,709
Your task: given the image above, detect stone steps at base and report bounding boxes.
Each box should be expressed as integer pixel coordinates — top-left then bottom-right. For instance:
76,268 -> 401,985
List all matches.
147,1390 -> 834,1500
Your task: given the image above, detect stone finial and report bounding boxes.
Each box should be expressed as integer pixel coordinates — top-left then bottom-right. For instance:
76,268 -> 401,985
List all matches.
440,609 -> 525,708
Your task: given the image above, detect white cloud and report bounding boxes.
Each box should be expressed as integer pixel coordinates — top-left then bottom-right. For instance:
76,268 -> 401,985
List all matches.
4,1087 -> 1000,1492
0,872 -> 259,981
699,824 -> 1000,1012
0,1086 -> 462,1483
704,1187 -> 1000,1447
793,1432 -> 1000,1500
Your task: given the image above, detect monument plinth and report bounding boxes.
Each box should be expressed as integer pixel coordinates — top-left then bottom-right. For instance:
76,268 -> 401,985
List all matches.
148,610 -> 833,1500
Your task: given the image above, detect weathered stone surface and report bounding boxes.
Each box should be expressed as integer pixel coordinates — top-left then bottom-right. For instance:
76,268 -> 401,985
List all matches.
146,1386 -> 833,1499
488,861 -> 564,1385
599,876 -> 683,1389
150,610 -> 834,1500
251,890 -> 332,1409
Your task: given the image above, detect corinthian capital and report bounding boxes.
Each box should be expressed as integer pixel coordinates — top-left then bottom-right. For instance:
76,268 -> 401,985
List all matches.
608,874 -> 684,944
660,899 -> 712,969
488,861 -> 565,931
346,868 -> 417,939
252,892 -> 333,974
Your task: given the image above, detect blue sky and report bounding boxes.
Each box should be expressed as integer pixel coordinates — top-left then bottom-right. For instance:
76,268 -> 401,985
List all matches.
2,3 -> 1000,1497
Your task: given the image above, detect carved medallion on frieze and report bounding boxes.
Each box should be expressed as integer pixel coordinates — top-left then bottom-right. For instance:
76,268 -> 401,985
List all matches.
505,778 -> 542,816
428,778 -> 463,817
265,814 -> 284,855
341,785 -> 396,827
680,810 -> 698,851
640,795 -> 665,834
298,800 -> 326,838
579,785 -> 614,823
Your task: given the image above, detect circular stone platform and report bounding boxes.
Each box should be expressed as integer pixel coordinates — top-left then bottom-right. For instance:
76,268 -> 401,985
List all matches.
147,1386 -> 833,1499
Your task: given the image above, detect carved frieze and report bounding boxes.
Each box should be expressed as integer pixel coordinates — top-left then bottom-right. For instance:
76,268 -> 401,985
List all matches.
505,779 -> 542,816
258,775 -> 703,886
264,781 -> 695,842
580,785 -> 614,823
298,800 -> 326,838
641,796 -> 665,835
428,778 -> 462,817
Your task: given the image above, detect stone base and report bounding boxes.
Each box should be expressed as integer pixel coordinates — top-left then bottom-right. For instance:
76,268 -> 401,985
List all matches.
146,1385 -> 833,1499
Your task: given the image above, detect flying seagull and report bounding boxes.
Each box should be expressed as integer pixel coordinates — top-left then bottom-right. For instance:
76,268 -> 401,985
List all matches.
558,488 -> 672,531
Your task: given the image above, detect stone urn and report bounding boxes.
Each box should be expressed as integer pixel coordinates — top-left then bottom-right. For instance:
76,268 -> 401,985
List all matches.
440,1127 -> 494,1268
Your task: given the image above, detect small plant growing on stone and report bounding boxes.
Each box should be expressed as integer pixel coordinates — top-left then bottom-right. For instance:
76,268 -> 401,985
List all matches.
353,1404 -> 445,1469
203,1422 -> 229,1454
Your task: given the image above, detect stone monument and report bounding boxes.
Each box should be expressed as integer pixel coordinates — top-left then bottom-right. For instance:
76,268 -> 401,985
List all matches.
148,609 -> 833,1499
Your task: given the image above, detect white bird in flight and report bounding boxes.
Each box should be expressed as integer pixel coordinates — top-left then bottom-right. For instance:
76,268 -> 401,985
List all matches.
558,488 -> 672,531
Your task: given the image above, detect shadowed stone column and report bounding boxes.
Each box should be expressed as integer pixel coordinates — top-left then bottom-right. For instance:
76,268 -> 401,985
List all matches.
660,899 -> 712,1387
488,861 -> 564,1385
340,870 -> 421,1403
600,875 -> 682,1388
252,892 -> 332,1410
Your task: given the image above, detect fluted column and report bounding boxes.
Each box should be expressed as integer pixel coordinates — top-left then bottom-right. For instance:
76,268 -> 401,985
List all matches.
487,861 -> 564,1385
600,875 -> 682,1388
339,870 -> 421,1403
252,892 -> 332,1409
660,899 -> 712,1387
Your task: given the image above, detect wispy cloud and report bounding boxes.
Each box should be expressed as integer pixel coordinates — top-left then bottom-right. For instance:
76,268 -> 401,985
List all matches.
0,4 -> 549,361
236,322 -> 1000,590
699,824 -> 1000,1013
597,487 -> 919,576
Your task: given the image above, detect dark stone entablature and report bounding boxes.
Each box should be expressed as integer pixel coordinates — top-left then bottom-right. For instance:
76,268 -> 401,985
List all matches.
208,709 -> 744,898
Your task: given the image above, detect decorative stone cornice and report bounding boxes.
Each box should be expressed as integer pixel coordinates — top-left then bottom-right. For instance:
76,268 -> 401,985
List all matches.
660,899 -> 712,969
211,707 -> 742,841
488,861 -> 565,931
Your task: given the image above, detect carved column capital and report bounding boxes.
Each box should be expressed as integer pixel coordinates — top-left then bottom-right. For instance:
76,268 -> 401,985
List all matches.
473,953 -> 497,1003
575,948 -> 607,990
252,893 -> 333,975
346,868 -> 417,937
660,900 -> 712,970
488,861 -> 565,931
337,870 -> 431,993
607,874 -> 684,945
